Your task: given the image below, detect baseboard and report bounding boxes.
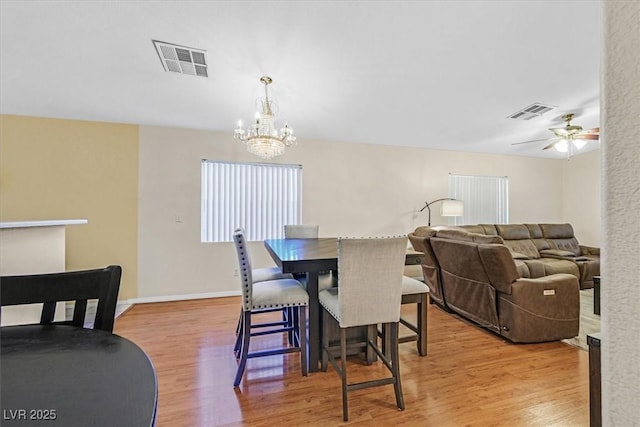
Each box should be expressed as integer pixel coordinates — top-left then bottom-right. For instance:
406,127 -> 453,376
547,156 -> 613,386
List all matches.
123,290 -> 241,305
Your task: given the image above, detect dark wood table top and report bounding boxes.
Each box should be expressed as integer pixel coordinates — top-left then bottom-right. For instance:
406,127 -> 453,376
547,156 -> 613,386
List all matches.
1,325 -> 157,427
264,238 -> 339,273
264,237 -> 423,272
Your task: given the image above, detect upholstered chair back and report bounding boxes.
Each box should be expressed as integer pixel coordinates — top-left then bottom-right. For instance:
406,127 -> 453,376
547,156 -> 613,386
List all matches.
233,228 -> 254,311
284,224 -> 319,239
336,237 -> 407,328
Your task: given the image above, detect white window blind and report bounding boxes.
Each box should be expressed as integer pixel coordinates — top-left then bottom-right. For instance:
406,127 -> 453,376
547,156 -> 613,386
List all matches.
448,174 -> 509,225
201,161 -> 302,242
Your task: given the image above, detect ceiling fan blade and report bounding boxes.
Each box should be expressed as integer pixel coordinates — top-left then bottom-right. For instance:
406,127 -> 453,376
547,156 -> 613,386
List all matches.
583,127 -> 600,134
575,134 -> 600,140
511,138 -> 549,146
542,141 -> 558,150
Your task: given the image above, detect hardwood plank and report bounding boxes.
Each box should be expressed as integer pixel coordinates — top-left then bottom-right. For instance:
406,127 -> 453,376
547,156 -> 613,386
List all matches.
113,297 -> 589,426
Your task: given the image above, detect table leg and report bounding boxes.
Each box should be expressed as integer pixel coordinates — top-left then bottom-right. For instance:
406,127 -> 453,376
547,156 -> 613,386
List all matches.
593,276 -> 600,315
306,271 -> 320,372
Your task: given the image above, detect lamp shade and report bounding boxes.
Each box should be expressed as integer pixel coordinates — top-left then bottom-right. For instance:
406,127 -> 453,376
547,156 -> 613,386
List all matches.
441,199 -> 464,217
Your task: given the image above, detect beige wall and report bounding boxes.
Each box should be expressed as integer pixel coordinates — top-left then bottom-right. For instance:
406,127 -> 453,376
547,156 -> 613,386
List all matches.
0,115 -> 139,299
0,115 -> 601,301
137,125 -> 599,299
563,149 -> 601,246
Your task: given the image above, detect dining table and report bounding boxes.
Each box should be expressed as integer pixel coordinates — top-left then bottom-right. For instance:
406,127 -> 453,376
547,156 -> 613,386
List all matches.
1,324 -> 158,427
264,237 -> 424,371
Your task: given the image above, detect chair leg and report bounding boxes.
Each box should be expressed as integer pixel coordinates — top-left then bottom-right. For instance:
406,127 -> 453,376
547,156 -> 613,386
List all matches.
321,307 -> 329,372
233,310 -> 245,358
417,293 -> 428,356
299,305 -> 308,377
381,323 -> 391,358
285,307 -> 294,345
340,327 -> 349,422
233,312 -> 252,387
235,307 -> 243,336
390,322 -> 405,411
293,307 -> 301,347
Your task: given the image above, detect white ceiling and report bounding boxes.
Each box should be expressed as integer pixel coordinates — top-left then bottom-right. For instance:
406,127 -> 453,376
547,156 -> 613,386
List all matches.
0,1 -> 601,159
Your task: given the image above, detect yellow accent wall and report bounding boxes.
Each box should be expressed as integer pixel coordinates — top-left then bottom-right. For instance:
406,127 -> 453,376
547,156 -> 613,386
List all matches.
0,115 -> 138,299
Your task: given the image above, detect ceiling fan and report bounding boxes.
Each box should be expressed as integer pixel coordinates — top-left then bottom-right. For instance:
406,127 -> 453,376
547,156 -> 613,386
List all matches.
512,113 -> 600,153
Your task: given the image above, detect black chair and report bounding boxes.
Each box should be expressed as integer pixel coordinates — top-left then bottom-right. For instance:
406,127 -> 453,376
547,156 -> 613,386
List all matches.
0,265 -> 122,332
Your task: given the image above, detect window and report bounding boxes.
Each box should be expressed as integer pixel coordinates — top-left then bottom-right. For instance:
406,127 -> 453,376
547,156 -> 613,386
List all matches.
201,161 -> 302,242
448,174 -> 509,225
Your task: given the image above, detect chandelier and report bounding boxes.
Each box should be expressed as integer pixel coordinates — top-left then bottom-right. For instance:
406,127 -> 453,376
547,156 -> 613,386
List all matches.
234,76 -> 296,159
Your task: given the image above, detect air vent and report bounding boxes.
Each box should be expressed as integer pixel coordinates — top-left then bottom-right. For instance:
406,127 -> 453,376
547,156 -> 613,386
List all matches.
153,40 -> 208,77
507,103 -> 556,120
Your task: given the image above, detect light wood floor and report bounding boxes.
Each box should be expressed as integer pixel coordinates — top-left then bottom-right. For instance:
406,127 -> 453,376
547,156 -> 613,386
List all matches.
113,297 -> 590,426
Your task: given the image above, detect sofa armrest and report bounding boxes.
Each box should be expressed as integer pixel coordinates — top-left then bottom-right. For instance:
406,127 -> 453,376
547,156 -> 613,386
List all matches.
509,274 -> 580,305
498,273 -> 580,342
579,245 -> 600,256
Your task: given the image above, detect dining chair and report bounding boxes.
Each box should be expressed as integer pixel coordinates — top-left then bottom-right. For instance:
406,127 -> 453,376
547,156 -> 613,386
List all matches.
0,265 -> 122,332
236,227 -> 294,282
319,236 -> 407,421
381,276 -> 429,357
232,228 -> 309,387
284,224 -> 319,238
233,227 -> 295,338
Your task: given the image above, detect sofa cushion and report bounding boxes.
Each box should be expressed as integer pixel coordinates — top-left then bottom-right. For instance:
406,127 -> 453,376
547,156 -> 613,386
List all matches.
479,224 -> 498,235
436,229 -> 504,244
514,260 -> 530,278
473,234 -> 504,244
547,239 -> 581,256
540,249 -> 576,257
525,224 -> 543,238
525,224 -> 551,251
510,251 -> 530,259
477,244 -> 520,293
540,223 -> 581,255
495,224 -> 531,240
540,223 -> 575,239
494,224 -> 541,259
539,258 -> 580,279
413,226 -> 436,238
458,225 -> 487,234
522,260 -> 547,278
436,229 -> 474,241
503,239 -> 540,259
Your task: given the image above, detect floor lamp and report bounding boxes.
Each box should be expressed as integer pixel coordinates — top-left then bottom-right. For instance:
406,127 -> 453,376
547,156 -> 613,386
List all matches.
419,198 -> 464,226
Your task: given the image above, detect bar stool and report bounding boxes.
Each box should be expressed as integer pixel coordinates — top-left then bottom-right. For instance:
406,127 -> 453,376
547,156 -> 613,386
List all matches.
319,236 -> 407,421
232,229 -> 309,387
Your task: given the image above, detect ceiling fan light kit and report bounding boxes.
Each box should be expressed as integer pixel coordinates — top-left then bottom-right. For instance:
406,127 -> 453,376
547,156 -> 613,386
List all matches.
512,112 -> 600,157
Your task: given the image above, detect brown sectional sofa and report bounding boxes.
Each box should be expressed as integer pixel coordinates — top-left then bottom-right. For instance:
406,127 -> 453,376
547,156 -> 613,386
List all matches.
429,223 -> 599,289
408,223 -> 592,343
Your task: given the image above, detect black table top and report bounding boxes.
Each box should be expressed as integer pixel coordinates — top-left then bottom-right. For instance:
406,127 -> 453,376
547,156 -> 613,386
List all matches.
1,325 -> 157,427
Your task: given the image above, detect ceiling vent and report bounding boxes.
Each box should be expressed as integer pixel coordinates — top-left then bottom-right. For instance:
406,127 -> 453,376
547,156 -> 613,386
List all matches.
507,103 -> 556,120
153,40 -> 207,77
